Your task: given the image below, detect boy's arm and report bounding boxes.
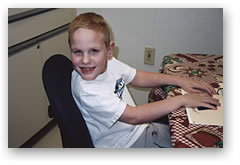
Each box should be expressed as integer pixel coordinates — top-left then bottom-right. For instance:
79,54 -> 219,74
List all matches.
119,93 -> 220,125
130,70 -> 216,95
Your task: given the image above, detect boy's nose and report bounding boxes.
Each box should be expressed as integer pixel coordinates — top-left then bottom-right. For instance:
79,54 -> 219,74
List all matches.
82,53 -> 90,64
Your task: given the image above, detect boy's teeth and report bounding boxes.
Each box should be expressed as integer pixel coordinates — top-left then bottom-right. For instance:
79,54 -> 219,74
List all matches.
83,67 -> 93,70
81,67 -> 95,72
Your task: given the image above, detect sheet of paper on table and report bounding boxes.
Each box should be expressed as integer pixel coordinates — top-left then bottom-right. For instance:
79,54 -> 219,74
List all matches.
182,83 -> 223,126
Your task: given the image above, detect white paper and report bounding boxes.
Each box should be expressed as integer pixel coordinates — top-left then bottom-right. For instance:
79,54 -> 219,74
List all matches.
182,85 -> 223,126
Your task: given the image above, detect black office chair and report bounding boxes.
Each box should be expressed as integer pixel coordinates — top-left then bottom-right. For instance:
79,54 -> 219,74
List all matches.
42,54 -> 94,148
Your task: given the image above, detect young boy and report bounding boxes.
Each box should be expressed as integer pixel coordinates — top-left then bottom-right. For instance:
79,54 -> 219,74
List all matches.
69,12 -> 220,148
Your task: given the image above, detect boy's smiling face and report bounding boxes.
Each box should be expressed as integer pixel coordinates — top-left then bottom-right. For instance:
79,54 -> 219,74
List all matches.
71,28 -> 114,80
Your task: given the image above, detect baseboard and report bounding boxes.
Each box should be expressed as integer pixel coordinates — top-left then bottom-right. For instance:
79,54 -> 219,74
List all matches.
20,119 -> 57,148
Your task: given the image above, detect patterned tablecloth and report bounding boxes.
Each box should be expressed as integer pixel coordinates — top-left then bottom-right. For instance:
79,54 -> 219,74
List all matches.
148,53 -> 223,148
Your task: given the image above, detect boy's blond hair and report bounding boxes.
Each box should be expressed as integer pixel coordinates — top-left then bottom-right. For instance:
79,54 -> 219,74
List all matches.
68,12 -> 111,48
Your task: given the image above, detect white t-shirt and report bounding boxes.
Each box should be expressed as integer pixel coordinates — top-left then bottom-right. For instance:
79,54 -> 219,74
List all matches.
71,57 -> 148,148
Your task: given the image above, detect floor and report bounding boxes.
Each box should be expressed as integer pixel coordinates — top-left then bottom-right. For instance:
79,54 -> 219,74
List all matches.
32,125 -> 63,148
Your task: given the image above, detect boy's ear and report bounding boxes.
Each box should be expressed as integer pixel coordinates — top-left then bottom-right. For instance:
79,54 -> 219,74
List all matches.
107,41 -> 115,60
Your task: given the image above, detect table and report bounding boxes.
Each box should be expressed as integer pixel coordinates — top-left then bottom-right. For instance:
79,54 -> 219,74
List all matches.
148,53 -> 223,148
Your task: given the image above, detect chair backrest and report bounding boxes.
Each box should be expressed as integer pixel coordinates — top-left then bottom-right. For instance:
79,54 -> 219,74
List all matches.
42,54 -> 94,148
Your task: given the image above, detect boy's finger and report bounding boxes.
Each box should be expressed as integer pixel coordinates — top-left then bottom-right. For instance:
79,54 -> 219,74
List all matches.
200,103 -> 217,110
203,98 -> 221,107
190,88 -> 205,94
202,86 -> 214,95
198,82 -> 216,95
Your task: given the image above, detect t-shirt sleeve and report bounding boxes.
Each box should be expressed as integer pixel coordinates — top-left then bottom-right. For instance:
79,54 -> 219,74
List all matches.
79,86 -> 127,128
111,58 -> 136,85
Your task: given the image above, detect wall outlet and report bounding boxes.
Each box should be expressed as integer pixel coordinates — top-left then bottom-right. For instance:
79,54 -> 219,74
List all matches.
144,47 -> 155,65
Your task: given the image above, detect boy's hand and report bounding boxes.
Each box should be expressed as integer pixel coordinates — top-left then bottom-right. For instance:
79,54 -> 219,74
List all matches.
182,93 -> 220,110
180,78 -> 216,95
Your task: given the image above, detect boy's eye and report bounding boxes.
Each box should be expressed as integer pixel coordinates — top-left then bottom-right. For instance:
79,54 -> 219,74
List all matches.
90,49 -> 99,54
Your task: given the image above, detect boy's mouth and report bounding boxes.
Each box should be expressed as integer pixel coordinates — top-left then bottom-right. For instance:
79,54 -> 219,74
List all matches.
80,67 -> 96,74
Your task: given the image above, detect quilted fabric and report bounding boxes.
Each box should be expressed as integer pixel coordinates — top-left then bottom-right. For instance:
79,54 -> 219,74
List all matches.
149,53 -> 223,148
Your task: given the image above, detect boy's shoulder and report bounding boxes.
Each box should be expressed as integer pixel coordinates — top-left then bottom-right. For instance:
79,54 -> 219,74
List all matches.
108,57 -> 126,72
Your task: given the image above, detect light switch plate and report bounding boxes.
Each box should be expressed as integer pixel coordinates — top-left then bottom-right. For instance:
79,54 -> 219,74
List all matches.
144,47 -> 155,65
